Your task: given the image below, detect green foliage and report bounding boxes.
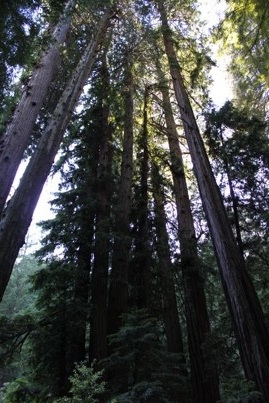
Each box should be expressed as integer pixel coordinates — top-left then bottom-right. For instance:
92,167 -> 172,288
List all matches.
220,378 -> 262,402
204,101 -> 269,233
0,377 -> 41,403
0,313 -> 34,362
55,362 -> 105,403
0,255 -> 40,317
28,261 -> 86,397
0,256 -> 41,387
217,0 -> 269,115
104,309 -> 190,402
0,89 -> 21,136
0,0 -> 41,98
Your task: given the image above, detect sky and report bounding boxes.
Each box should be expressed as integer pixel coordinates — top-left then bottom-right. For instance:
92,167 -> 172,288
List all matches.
18,0 -> 233,254
199,0 -> 233,105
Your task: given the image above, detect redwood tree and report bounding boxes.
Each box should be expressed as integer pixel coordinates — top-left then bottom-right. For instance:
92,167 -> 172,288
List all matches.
0,7 -> 116,301
130,87 -> 151,310
89,52 -> 113,362
0,0 -> 76,214
151,161 -> 185,357
107,52 -> 134,336
156,0 -> 269,398
155,75 -> 220,402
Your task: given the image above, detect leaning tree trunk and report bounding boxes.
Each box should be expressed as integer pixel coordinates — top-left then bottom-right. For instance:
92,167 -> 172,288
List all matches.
158,78 -> 220,402
0,8 -> 116,301
107,53 -> 134,336
219,132 -> 244,256
0,0 -> 76,214
89,53 -> 113,363
157,0 -> 269,399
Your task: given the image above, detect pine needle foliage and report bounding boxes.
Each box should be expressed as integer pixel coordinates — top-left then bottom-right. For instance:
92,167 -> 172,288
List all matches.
104,309 -> 191,402
55,362 -> 105,403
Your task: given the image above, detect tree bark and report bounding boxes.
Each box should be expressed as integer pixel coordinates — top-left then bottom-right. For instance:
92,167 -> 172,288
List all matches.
219,130 -> 244,256
67,207 -> 95,376
151,162 -> 185,357
68,125 -> 100,369
157,77 -> 220,402
0,8 -> 116,301
0,0 -> 76,214
107,53 -> 134,336
131,87 -> 151,310
157,1 -> 269,399
89,54 -> 113,362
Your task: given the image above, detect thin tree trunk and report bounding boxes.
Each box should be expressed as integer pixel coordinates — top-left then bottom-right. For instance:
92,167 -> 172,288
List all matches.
0,0 -> 76,214
0,8 -> 116,301
89,54 -> 113,362
107,53 -> 134,336
157,78 -> 220,402
157,1 -> 269,399
67,211 -> 95,375
226,168 -> 244,255
151,162 -> 185,357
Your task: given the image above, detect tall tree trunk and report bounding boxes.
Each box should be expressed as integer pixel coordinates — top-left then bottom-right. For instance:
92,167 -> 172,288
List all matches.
67,240 -> 89,371
219,130 -> 244,256
0,8 -> 116,301
67,201 -> 96,375
131,88 -> 151,310
89,54 -> 113,362
68,126 -> 101,368
107,53 -> 134,336
0,0 -> 76,214
157,78 -> 220,402
157,1 -> 269,399
151,162 -> 185,357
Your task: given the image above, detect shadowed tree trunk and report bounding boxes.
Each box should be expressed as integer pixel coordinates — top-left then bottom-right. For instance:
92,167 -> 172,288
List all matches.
157,77 -> 220,402
107,53 -> 134,336
157,0 -> 269,399
0,0 -> 76,214
218,129 -> 244,256
151,162 -> 185,357
67,125 -> 100,374
131,87 -> 151,310
89,54 -> 113,362
66,233 -> 90,372
0,8 -> 116,301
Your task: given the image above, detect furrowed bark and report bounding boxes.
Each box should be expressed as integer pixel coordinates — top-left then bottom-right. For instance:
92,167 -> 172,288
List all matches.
158,77 -> 220,402
132,88 -> 151,310
151,162 -> 185,357
0,0 -> 76,214
157,0 -> 269,399
0,8 -> 116,301
107,53 -> 134,336
89,53 -> 112,362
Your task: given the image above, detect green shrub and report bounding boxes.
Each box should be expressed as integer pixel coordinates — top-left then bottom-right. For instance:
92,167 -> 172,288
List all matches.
55,362 -> 105,403
0,377 -> 41,403
220,378 -> 262,402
